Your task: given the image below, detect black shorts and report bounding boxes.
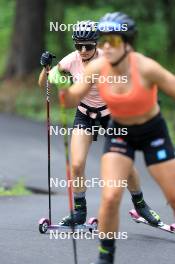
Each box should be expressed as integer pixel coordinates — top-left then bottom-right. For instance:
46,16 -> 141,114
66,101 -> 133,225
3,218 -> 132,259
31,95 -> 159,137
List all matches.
73,108 -> 110,141
103,112 -> 175,165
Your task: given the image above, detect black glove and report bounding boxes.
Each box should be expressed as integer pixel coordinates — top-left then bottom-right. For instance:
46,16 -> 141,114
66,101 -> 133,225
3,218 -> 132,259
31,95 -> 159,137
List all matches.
40,51 -> 56,67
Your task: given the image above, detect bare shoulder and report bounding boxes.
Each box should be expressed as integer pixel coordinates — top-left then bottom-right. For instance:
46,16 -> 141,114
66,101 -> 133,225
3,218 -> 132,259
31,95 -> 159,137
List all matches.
134,52 -> 175,89
58,51 -> 78,70
134,52 -> 161,77
85,57 -> 106,75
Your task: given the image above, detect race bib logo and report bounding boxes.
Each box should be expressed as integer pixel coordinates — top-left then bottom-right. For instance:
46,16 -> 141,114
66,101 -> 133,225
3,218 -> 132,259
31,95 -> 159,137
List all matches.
111,137 -> 127,145
150,138 -> 165,147
156,149 -> 167,160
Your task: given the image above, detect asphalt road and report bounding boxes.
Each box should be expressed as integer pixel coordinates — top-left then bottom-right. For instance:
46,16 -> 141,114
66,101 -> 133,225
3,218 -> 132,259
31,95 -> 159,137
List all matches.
0,113 -> 174,264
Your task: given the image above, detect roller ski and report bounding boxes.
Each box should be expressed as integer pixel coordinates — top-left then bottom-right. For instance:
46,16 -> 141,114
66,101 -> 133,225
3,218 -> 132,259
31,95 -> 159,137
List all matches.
129,209 -> 175,234
39,216 -> 98,234
39,197 -> 98,234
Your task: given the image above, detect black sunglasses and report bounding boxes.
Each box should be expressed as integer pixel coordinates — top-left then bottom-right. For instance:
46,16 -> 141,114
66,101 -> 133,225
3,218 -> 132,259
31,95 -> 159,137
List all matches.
74,43 -> 96,51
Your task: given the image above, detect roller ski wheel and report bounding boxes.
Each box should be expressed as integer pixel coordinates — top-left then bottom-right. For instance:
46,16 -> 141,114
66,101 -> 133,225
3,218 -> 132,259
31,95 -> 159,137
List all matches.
170,223 -> 175,232
88,217 -> 98,232
39,218 -> 50,234
129,209 -> 140,222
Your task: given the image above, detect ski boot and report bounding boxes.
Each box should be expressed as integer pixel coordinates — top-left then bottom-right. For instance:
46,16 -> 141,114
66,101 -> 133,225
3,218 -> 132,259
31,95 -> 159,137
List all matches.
92,260 -> 112,264
59,197 -> 87,226
132,197 -> 161,226
91,246 -> 115,264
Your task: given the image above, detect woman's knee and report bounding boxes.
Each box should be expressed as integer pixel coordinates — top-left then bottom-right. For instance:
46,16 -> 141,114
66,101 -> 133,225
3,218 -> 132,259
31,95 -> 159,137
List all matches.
72,162 -> 85,177
102,189 -> 123,209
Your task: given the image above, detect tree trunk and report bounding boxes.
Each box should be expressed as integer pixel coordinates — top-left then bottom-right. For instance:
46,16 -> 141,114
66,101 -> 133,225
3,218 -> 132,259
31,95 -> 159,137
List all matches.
4,0 -> 46,79
48,0 -> 69,58
162,0 -> 175,55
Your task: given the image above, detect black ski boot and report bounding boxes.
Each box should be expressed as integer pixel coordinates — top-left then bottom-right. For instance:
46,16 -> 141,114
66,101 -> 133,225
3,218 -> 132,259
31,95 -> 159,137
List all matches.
92,245 -> 115,264
59,197 -> 87,226
92,258 -> 113,264
132,197 -> 161,226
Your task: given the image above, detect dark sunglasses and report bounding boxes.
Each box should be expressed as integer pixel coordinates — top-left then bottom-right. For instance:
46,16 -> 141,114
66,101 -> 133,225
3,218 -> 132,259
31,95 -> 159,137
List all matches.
74,43 -> 96,51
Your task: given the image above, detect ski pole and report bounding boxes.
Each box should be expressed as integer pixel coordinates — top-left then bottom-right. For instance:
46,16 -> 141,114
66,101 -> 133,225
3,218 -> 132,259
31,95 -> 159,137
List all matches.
40,52 -> 56,225
46,71 -> 52,225
60,94 -> 78,264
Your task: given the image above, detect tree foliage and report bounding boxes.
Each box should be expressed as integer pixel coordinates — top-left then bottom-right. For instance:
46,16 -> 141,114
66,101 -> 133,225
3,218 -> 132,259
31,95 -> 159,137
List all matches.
1,0 -> 175,80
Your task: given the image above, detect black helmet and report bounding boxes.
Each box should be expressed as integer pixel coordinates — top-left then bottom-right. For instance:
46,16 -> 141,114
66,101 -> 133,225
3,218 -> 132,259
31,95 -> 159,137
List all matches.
98,12 -> 137,44
72,20 -> 99,42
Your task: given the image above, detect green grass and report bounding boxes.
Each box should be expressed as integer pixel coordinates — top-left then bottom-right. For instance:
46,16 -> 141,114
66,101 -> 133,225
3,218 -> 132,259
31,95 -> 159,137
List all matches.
15,86 -> 76,124
0,180 -> 31,196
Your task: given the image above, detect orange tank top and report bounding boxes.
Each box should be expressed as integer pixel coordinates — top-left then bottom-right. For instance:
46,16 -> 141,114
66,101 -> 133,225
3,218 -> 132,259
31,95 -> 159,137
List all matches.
98,52 -> 157,118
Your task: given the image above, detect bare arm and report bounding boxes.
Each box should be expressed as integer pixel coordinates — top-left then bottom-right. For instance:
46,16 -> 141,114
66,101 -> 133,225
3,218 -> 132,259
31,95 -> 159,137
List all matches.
38,67 -> 49,88
60,82 -> 91,108
38,64 -> 63,88
145,58 -> 175,99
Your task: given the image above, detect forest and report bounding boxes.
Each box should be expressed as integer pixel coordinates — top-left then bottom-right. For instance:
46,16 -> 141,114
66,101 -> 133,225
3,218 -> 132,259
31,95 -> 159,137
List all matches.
0,0 -> 175,140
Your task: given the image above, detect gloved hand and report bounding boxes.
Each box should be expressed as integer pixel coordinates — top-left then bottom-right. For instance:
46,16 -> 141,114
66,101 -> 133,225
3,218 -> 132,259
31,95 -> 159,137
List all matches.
48,66 -> 72,89
40,51 -> 56,67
